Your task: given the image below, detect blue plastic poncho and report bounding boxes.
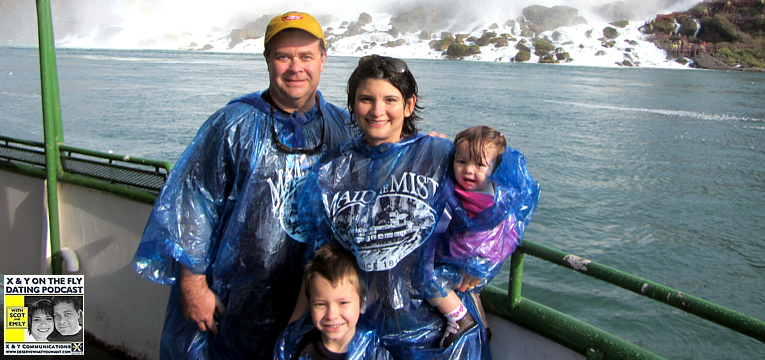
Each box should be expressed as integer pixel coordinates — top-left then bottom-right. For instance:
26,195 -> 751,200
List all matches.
431,147 -> 540,296
131,90 -> 351,359
299,134 -> 489,359
274,313 -> 393,360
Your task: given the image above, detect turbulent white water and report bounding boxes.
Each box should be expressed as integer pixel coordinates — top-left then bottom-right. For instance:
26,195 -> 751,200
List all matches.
326,19 -> 685,68
6,0 -> 702,69
544,100 -> 765,122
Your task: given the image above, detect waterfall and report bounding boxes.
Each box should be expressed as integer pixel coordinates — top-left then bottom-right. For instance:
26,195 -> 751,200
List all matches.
693,18 -> 701,38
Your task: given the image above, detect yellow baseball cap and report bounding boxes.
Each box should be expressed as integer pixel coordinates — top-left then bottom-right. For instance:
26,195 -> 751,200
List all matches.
264,11 -> 325,46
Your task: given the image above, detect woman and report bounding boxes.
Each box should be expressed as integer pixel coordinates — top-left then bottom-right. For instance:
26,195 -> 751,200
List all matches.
298,55 -> 487,359
25,299 -> 54,342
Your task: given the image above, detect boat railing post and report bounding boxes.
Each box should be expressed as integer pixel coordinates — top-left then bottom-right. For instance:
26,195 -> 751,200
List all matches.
36,0 -> 65,275
508,249 -> 524,308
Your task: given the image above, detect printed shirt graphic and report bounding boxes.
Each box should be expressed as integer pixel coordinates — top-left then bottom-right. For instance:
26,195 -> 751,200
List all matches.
264,150 -> 316,243
302,133 -> 453,311
329,171 -> 440,271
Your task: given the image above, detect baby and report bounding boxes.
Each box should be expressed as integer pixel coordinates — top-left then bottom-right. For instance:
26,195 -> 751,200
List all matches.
429,125 -> 538,347
274,245 -> 392,360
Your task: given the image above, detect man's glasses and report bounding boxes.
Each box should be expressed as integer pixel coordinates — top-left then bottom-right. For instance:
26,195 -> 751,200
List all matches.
270,114 -> 325,155
359,55 -> 408,74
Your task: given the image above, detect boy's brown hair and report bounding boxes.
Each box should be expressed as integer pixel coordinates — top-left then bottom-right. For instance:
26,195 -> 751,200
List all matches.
304,245 -> 366,304
454,125 -> 506,172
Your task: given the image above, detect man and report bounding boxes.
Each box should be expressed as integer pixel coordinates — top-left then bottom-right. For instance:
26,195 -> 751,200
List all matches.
131,11 -> 353,359
48,296 -> 84,341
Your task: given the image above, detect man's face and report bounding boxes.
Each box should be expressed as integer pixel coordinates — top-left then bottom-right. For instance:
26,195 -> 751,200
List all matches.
266,29 -> 326,113
53,301 -> 81,336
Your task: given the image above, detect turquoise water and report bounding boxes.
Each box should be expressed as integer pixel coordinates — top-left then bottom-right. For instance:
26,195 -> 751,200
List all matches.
2,47 -> 765,359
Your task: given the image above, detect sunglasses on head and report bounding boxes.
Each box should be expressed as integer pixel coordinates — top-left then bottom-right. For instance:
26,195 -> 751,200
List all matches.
359,55 -> 408,74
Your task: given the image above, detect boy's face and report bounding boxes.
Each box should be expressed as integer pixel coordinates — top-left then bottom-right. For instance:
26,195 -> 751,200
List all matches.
309,275 -> 361,353
453,140 -> 497,193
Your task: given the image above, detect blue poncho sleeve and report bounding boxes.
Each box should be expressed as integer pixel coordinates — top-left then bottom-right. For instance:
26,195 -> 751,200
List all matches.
132,103 -> 251,283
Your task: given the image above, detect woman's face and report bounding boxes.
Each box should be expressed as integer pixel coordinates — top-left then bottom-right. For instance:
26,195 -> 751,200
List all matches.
353,78 -> 415,147
30,310 -> 54,341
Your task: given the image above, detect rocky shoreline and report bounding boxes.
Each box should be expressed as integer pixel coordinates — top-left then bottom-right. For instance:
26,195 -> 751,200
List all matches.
3,1 -> 762,70
643,0 -> 765,71
314,1 -> 764,70
318,1 -> 764,70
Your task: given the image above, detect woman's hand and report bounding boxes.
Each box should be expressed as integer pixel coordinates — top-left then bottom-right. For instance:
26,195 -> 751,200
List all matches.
457,273 -> 481,292
427,131 -> 447,139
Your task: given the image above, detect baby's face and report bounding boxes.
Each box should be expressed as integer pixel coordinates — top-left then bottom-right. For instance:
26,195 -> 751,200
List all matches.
453,141 -> 497,193
30,310 -> 54,341
309,276 -> 361,353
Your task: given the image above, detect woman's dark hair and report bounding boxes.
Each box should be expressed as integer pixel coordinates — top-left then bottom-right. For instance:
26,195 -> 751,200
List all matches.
347,55 -> 423,138
27,299 -> 53,332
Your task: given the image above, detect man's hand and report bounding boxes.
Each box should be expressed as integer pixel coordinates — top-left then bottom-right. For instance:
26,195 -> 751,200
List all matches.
179,265 -> 225,335
456,273 -> 481,292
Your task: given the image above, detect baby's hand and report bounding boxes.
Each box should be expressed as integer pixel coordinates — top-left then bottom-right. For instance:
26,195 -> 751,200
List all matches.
439,320 -> 460,348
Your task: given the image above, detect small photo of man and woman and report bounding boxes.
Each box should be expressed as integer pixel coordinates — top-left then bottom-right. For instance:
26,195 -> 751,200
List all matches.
23,295 -> 84,342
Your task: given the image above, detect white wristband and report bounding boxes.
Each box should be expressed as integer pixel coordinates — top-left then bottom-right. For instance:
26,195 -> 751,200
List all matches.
445,303 -> 467,321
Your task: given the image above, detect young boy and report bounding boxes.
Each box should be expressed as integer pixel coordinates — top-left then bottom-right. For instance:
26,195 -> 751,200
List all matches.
274,245 -> 392,360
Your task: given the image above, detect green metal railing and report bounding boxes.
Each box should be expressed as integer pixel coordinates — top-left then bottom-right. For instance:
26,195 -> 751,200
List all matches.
37,0 -> 65,275
59,144 -> 173,201
481,240 -> 765,359
0,135 -> 172,204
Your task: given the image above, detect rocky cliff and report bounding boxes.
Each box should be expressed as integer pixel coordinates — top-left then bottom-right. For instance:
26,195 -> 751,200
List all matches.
642,0 -> 765,70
